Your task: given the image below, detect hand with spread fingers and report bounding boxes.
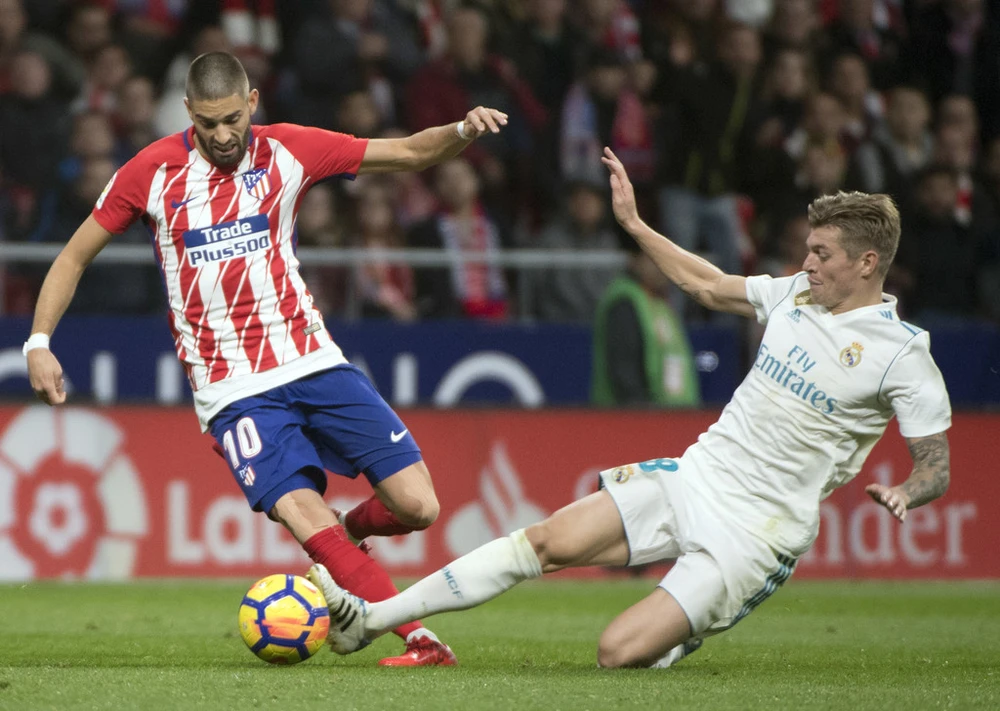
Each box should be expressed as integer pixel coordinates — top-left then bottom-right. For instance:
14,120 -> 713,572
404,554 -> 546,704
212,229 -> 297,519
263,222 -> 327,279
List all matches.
458,106 -> 509,140
864,483 -> 911,522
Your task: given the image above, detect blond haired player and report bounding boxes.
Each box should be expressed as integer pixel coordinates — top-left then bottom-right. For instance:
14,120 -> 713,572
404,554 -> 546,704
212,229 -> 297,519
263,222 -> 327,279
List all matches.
313,148 -> 950,668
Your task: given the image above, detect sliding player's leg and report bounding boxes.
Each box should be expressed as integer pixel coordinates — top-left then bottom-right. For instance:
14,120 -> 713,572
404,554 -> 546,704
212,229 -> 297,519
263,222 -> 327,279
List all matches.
310,489 -> 630,652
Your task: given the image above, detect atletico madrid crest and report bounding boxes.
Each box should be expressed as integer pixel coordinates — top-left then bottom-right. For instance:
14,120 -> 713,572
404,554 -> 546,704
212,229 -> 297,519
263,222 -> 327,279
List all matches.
242,168 -> 271,200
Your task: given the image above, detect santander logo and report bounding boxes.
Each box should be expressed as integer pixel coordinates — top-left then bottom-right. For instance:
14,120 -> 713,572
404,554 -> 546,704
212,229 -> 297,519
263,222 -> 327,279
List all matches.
445,441 -> 548,557
0,407 -> 148,580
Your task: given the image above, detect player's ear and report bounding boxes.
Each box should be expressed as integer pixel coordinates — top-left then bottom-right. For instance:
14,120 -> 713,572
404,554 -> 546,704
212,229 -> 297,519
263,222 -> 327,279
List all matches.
861,250 -> 878,278
248,88 -> 260,117
184,96 -> 192,121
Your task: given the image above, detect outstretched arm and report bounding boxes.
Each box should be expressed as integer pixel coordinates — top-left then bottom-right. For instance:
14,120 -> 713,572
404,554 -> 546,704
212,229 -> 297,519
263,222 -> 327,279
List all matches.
601,147 -> 754,318
358,106 -> 508,173
865,431 -> 951,522
27,214 -> 115,405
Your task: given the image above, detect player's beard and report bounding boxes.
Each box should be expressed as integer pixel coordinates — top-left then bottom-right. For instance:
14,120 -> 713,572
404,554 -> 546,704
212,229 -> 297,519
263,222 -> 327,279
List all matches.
206,124 -> 252,167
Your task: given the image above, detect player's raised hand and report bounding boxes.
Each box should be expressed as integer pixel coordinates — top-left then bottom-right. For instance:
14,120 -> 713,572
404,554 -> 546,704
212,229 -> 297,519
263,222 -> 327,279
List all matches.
601,147 -> 639,230
27,349 -> 67,406
865,483 -> 910,522
460,107 -> 509,139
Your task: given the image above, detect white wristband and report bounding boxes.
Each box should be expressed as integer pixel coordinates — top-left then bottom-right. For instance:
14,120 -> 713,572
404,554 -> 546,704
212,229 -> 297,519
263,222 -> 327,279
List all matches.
22,333 -> 50,356
456,120 -> 470,140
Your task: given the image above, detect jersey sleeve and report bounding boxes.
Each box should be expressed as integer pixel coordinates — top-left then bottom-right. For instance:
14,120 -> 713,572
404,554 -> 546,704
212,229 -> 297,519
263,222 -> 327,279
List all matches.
268,124 -> 368,181
879,332 -> 952,437
744,273 -> 803,325
91,157 -> 150,234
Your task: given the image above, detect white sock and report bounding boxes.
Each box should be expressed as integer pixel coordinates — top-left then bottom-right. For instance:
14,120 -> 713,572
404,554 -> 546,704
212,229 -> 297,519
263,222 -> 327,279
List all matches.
365,529 -> 543,636
405,627 -> 439,644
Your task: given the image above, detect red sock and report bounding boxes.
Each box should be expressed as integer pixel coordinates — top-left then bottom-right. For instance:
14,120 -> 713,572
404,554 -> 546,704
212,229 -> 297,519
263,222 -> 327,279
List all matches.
303,527 -> 422,641
344,495 -> 424,539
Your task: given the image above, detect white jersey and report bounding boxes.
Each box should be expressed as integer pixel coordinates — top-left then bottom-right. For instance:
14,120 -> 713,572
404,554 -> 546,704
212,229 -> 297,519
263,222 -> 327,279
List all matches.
681,272 -> 952,557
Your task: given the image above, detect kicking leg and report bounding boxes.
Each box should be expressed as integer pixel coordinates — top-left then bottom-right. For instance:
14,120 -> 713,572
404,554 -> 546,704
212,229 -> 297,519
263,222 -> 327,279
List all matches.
272,486 -> 449,662
312,490 -> 630,652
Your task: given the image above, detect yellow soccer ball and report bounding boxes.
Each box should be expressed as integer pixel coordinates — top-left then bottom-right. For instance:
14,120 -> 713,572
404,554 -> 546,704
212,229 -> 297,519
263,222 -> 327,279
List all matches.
238,574 -> 330,664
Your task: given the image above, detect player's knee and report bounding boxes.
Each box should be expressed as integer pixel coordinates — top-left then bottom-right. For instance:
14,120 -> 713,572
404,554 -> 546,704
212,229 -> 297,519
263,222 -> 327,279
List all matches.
596,629 -> 653,669
524,519 -> 568,571
393,495 -> 440,530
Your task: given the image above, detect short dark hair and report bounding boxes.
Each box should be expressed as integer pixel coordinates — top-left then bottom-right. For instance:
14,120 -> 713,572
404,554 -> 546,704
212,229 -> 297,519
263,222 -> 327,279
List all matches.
186,51 -> 248,102
807,191 -> 901,279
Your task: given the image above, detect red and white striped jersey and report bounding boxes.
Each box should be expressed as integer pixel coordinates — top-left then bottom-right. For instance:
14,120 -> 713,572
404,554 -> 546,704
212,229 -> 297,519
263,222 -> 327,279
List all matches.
92,123 -> 369,429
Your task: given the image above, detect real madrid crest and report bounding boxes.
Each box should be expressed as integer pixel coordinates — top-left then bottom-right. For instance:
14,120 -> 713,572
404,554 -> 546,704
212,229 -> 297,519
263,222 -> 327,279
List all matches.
839,342 -> 864,367
611,464 -> 635,484
794,289 -> 813,306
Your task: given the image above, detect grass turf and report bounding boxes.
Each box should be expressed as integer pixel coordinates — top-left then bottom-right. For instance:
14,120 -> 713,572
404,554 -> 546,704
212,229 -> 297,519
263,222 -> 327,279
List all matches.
0,579 -> 997,711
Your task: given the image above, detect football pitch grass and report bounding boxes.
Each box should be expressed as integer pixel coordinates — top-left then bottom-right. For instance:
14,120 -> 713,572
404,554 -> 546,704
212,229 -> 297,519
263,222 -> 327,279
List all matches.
1,579 -> 997,711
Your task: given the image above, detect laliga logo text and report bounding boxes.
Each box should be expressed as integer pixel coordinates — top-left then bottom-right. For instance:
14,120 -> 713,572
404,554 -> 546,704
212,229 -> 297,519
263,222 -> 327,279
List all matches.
0,407 -> 148,580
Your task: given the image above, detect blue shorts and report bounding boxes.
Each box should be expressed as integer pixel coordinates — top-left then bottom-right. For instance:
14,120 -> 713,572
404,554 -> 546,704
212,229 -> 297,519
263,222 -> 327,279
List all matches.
208,365 -> 422,514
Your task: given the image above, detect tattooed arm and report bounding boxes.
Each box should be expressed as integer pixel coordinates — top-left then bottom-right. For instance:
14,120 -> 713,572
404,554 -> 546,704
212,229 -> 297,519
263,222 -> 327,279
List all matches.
601,147 -> 755,318
865,432 -> 951,522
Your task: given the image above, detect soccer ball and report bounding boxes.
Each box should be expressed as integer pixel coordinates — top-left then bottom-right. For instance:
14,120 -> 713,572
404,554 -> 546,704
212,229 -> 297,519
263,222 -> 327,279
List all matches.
238,573 -> 330,664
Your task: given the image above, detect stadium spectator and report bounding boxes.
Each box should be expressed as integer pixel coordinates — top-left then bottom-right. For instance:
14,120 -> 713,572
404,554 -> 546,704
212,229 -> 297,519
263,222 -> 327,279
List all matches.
826,52 -> 880,152
353,180 -> 417,321
845,85 -> 933,201
574,0 -> 643,64
40,155 -> 162,314
71,42 -> 133,114
23,51 -> 510,667
821,0 -> 902,89
753,47 -> 813,149
758,213 -> 811,277
289,0 -> 421,129
311,148 -> 952,670
763,0 -> 822,56
409,157 -> 510,319
0,48 -> 71,239
591,248 -> 700,407
936,93 -> 980,150
560,48 -> 654,195
895,164 -> 999,322
903,0 -> 1000,141
404,5 -> 548,210
505,0 -> 584,210
0,0 -> 84,99
933,120 -> 997,230
109,0 -> 191,83
654,20 -> 763,298
295,183 -> 350,318
641,0 -> 719,73
521,177 -> 621,324
62,2 -> 112,66
335,88 -> 382,138
113,75 -> 160,162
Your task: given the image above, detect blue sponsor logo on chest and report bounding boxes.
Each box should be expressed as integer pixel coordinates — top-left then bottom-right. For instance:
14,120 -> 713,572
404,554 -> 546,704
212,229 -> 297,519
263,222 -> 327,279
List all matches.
183,214 -> 271,267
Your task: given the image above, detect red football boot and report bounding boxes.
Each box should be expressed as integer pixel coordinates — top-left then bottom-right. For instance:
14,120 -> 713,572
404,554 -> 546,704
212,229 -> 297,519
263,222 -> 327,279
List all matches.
378,636 -> 458,667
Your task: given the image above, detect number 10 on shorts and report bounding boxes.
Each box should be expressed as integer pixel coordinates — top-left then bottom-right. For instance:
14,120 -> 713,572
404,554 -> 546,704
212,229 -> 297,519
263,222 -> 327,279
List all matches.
222,417 -> 262,487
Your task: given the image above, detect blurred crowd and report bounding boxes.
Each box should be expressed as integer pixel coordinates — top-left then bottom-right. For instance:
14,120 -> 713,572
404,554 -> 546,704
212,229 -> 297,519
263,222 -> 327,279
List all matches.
1,0 -> 999,327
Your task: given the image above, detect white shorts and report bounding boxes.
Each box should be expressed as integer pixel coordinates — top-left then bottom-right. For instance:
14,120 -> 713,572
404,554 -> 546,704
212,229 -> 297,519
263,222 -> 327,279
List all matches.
599,456 -> 797,636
